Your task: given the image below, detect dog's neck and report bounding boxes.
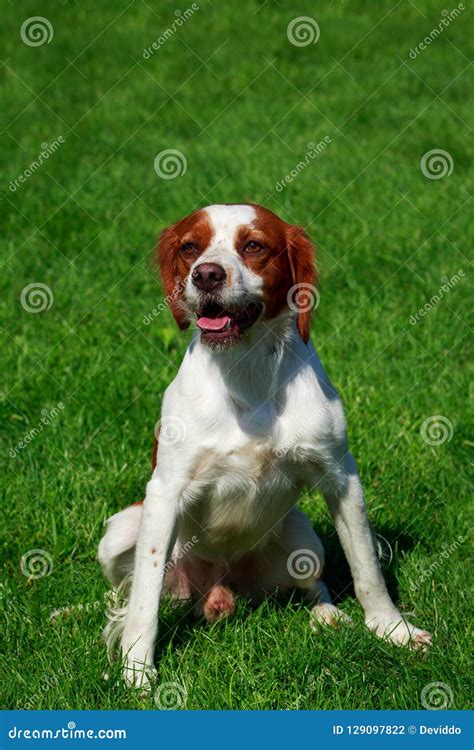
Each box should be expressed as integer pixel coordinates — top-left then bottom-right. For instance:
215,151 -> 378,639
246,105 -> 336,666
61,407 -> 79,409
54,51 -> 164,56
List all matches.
191,312 -> 310,413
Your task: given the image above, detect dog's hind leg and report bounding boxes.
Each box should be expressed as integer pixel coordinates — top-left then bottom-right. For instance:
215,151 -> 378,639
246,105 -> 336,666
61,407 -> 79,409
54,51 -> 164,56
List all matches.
98,503 -> 142,589
98,435 -> 162,588
98,501 -> 193,660
279,509 -> 351,628
240,508 -> 350,629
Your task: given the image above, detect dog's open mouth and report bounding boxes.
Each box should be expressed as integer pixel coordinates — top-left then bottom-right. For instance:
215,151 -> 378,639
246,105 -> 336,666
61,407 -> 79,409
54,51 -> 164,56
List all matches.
196,300 -> 263,345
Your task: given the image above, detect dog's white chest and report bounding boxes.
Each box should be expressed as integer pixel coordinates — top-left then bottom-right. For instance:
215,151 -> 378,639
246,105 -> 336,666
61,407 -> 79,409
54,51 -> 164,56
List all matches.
179,429 -> 311,560
165,338 -> 343,561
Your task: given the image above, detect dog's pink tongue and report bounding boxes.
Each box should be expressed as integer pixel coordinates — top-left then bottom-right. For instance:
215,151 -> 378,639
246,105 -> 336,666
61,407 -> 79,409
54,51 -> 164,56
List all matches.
196,315 -> 230,332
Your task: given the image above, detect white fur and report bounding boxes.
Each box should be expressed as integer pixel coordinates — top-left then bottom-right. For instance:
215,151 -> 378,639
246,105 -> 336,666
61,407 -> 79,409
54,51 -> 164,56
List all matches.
99,204 -> 432,687
184,204 -> 263,315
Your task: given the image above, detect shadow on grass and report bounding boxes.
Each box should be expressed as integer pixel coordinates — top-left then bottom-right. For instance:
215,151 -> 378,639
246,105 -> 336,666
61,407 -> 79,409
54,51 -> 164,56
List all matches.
153,522 -> 418,659
318,521 -> 419,606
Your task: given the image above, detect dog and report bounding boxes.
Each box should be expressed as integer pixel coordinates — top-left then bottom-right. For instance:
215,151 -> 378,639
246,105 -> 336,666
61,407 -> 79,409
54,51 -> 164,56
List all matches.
98,203 -> 432,687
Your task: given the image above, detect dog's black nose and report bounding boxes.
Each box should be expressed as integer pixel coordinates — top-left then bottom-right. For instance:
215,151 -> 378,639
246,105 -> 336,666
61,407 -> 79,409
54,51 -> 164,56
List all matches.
191,263 -> 226,291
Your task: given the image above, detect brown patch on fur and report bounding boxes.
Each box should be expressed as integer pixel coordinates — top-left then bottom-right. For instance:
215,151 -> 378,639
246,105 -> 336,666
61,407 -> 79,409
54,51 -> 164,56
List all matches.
157,209 -> 214,329
234,205 -> 317,342
286,224 -> 317,343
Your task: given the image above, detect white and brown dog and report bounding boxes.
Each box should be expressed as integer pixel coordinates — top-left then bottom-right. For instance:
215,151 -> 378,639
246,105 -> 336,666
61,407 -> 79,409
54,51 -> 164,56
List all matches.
99,203 -> 432,687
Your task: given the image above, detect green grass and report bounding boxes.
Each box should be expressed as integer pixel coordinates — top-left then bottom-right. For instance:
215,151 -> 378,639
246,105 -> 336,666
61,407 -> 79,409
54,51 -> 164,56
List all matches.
1,0 -> 472,711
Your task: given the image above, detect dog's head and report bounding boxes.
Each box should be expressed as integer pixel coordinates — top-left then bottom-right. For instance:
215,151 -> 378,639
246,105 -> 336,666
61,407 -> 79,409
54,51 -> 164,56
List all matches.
157,204 -> 316,348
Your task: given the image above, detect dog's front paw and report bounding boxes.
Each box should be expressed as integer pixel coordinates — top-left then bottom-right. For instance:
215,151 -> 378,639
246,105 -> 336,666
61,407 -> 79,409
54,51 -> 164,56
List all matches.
120,635 -> 157,691
122,657 -> 157,691
366,611 -> 432,649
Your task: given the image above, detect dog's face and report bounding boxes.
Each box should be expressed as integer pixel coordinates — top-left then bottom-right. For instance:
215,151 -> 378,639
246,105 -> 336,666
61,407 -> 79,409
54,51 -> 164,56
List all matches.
158,204 -> 316,348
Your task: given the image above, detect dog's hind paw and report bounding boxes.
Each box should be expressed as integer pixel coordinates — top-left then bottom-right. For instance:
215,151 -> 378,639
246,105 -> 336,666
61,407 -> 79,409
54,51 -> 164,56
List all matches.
310,603 -> 351,630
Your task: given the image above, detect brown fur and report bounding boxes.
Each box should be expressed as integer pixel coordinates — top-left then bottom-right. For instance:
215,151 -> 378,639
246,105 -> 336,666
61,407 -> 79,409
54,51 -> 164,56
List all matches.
157,209 -> 214,329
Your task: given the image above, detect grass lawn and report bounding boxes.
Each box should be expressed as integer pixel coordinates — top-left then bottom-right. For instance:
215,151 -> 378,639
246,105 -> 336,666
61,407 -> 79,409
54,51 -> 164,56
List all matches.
0,0 -> 472,711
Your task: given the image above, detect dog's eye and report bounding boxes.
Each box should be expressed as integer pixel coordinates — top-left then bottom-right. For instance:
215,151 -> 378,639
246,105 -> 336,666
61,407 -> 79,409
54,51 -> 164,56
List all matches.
243,240 -> 264,254
181,242 -> 198,256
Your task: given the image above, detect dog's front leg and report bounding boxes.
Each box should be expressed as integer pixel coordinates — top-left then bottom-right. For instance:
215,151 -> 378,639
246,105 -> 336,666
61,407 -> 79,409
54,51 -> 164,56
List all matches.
120,477 -> 178,688
323,453 -> 432,648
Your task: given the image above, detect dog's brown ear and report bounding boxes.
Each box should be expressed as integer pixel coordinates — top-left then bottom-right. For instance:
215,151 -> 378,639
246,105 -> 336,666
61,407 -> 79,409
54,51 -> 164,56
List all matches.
286,225 -> 317,343
157,224 -> 190,330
